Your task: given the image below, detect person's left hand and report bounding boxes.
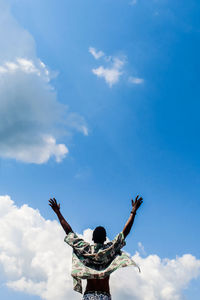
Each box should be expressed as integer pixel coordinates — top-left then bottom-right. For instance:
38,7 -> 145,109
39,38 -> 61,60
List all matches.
131,195 -> 143,213
49,198 -> 60,214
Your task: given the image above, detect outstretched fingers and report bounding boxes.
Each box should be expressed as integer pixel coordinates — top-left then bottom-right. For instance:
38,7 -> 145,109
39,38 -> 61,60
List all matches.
48,198 -> 60,209
49,198 -> 55,206
131,195 -> 143,211
138,196 -> 143,202
137,197 -> 143,208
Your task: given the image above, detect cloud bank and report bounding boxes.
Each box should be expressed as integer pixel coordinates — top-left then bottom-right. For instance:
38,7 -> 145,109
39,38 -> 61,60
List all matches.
0,195 -> 200,300
0,0 -> 87,164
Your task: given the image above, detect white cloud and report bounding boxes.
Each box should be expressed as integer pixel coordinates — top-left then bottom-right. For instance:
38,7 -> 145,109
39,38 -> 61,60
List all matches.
111,253 -> 200,300
0,0 -> 87,164
0,195 -> 200,300
91,53 -> 125,87
2,135 -> 68,164
89,47 -> 104,60
89,47 -> 144,88
92,66 -> 122,87
129,76 -> 144,84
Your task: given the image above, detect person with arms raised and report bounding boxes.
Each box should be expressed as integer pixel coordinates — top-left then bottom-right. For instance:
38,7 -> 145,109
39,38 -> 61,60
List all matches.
49,195 -> 143,300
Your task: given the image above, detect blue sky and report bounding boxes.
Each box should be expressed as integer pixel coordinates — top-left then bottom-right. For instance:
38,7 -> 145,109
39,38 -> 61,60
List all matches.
0,0 -> 200,299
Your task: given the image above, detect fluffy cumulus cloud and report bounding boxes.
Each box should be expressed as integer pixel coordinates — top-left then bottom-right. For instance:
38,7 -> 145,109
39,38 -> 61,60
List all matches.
0,195 -> 200,300
0,0 -> 87,164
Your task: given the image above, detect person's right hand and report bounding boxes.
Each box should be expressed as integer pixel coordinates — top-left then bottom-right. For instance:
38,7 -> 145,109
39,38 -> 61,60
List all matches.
49,198 -> 60,214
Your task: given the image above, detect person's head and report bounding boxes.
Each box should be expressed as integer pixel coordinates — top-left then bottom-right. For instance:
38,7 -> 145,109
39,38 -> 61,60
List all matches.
92,226 -> 106,244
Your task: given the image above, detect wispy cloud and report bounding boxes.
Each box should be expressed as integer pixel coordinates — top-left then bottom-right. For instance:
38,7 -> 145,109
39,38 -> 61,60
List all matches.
0,0 -> 87,164
129,76 -> 144,84
89,47 -> 126,87
89,47 -> 144,88
1,195 -> 200,300
89,47 -> 104,60
138,242 -> 146,255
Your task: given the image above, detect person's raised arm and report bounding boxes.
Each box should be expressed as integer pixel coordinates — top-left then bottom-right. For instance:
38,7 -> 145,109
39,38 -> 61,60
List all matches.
122,195 -> 143,239
49,198 -> 73,235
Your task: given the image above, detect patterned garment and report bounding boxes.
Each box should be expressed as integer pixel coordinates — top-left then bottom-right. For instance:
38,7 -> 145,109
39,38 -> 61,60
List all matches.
83,292 -> 111,300
64,231 -> 140,294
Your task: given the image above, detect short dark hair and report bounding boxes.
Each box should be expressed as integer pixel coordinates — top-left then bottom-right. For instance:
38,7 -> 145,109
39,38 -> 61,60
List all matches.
92,226 -> 106,244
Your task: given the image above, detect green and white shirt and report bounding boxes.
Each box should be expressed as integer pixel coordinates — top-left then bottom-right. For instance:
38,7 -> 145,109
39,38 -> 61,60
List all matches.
64,231 -> 140,294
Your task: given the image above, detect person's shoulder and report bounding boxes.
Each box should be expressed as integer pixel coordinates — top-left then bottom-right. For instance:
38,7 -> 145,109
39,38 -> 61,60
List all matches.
103,232 -> 125,247
113,232 -> 125,241
64,231 -> 77,242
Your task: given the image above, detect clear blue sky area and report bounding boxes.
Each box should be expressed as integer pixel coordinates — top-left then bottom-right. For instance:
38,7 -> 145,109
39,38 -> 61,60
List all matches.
1,0 -> 200,299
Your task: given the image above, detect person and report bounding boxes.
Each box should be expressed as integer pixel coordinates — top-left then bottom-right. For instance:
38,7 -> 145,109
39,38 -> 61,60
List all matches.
49,195 -> 143,300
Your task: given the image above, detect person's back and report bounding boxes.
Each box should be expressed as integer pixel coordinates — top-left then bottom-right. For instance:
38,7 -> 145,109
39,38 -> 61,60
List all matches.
85,277 -> 110,294
49,195 -> 143,299
84,226 -> 110,296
